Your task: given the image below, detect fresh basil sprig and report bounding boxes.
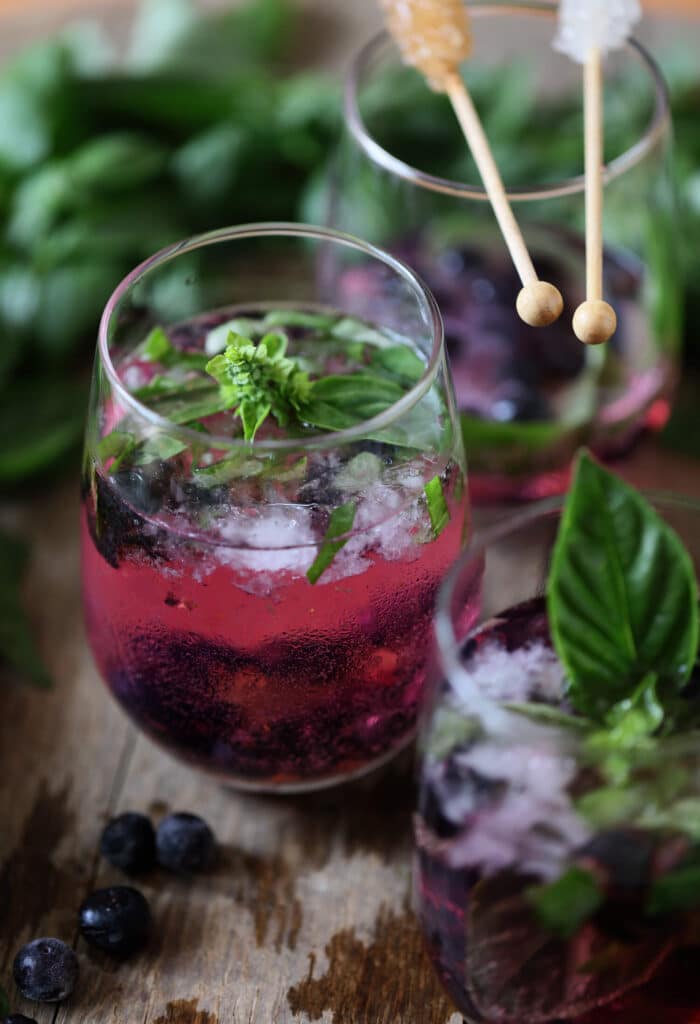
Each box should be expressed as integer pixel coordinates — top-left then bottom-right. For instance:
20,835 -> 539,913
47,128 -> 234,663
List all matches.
307,502 -> 356,585
524,451 -> 700,938
548,451 -> 699,722
205,330 -> 311,441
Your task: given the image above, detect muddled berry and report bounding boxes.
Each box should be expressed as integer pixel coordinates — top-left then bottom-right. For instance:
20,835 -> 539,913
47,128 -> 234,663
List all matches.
12,938 -> 78,1003
113,462 -> 171,516
78,886 -> 151,957
577,828 -> 655,900
156,813 -> 215,873
100,812 -> 156,874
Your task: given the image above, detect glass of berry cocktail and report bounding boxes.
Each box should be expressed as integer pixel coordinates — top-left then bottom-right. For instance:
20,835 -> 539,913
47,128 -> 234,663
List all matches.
334,2 -> 678,502
416,455 -> 700,1022
81,223 -> 468,792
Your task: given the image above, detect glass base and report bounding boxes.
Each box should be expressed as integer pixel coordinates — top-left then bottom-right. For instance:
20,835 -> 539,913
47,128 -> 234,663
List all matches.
220,729 -> 417,794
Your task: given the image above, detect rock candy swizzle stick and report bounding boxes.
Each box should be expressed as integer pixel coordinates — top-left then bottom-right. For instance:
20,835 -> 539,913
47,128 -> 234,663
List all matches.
381,0 -> 564,329
555,0 -> 642,345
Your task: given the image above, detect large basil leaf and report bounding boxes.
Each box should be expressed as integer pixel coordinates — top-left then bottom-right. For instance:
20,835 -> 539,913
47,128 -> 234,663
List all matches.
548,452 -> 699,720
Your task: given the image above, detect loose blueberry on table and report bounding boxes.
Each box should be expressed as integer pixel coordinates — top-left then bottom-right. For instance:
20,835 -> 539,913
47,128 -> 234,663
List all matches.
79,886 -> 152,957
12,939 -> 78,1004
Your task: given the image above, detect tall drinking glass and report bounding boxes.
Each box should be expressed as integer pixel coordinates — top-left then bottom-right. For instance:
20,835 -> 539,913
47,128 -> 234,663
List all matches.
334,2 -> 678,502
81,223 -> 469,792
415,496 -> 700,1022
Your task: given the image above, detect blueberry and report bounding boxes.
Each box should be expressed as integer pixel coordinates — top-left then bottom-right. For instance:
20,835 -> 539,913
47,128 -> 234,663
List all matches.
78,886 -> 151,957
113,464 -> 170,516
156,813 -> 215,873
12,938 -> 78,1003
4,1016 -> 38,1023
100,812 -> 156,874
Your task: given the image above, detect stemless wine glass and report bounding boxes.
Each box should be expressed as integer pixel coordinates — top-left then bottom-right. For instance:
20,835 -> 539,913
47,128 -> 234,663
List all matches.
333,2 -> 679,502
415,495 -> 700,1023
81,223 -> 469,792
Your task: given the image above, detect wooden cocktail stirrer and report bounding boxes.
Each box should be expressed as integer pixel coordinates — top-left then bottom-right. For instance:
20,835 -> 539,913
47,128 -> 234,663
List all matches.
381,0 -> 563,329
555,0 -> 642,345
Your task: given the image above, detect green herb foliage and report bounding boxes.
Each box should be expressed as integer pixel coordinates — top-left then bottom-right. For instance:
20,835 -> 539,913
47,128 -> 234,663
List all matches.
524,451 -> 700,937
206,331 -> 311,441
527,867 -> 604,939
306,502 -> 356,585
548,451 -> 698,721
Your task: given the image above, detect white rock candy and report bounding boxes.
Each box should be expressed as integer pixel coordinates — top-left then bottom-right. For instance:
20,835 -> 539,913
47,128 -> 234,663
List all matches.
554,0 -> 642,65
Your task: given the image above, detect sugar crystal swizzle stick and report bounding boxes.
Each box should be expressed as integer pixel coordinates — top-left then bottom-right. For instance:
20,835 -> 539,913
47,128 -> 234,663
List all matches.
555,0 -> 642,345
381,0 -> 564,329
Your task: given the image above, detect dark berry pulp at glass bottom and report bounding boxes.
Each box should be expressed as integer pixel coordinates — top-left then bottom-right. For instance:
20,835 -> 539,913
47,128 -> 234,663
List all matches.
415,599 -> 700,1024
83,308 -> 467,788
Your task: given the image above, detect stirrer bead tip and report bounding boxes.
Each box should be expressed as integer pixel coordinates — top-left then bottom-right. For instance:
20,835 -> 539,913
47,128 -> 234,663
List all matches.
573,299 -> 617,345
516,282 -> 564,328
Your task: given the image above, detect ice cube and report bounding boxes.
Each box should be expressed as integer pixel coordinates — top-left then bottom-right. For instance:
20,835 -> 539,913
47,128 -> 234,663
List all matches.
451,639 -> 566,708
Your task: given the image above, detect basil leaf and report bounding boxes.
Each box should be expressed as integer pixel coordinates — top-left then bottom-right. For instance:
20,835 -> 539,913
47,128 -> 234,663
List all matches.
141,324 -> 209,371
647,852 -> 700,916
330,316 -> 390,347
527,868 -> 604,939
0,983 -> 8,1017
306,502 -> 356,585
194,453 -> 263,484
135,433 -> 188,464
424,475 -> 449,538
370,344 -> 424,384
300,374 -> 405,433
97,430 -> 137,469
261,309 -> 337,330
548,452 -> 699,720
150,386 -> 232,425
204,316 -> 265,355
504,703 -> 589,731
68,133 -> 167,193
334,452 -> 383,493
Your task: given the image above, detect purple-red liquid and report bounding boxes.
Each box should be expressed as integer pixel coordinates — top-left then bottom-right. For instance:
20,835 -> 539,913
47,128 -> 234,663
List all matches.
415,599 -> 700,1023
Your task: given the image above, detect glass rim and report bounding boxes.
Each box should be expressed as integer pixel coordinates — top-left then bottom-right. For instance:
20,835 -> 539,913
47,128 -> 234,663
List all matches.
97,221 -> 445,453
434,489 -> 700,690
344,1 -> 672,202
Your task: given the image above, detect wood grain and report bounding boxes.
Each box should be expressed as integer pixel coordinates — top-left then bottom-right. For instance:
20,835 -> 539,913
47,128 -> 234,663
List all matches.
0,1 -> 699,1022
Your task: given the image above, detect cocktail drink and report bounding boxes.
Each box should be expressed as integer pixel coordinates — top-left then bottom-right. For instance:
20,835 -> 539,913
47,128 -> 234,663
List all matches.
81,224 -> 468,791
336,2 -> 678,501
415,458 -> 700,1021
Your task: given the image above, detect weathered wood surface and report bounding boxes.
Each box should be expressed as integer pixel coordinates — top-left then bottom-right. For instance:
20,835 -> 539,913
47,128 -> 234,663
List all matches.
2,2 -> 700,1022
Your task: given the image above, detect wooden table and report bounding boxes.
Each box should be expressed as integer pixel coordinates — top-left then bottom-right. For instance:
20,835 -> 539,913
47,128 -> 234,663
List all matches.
2,2 -> 700,1023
